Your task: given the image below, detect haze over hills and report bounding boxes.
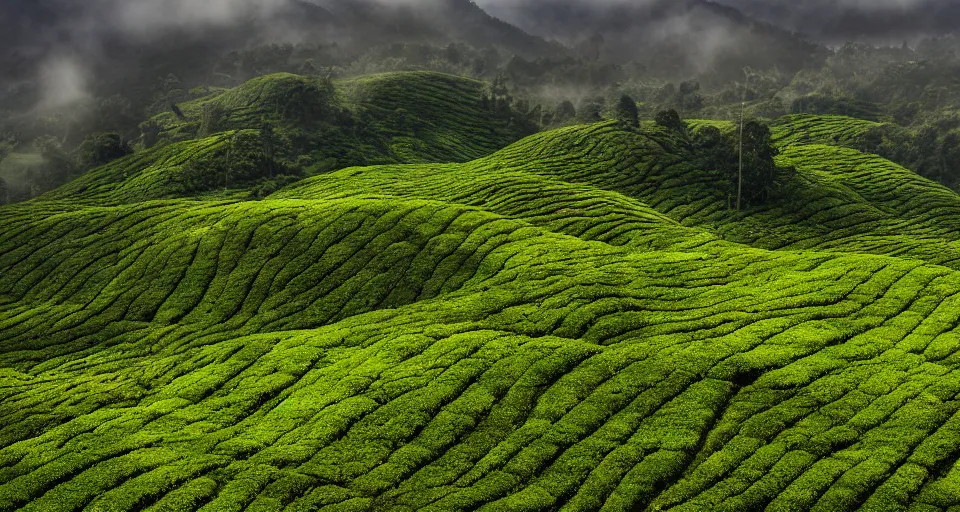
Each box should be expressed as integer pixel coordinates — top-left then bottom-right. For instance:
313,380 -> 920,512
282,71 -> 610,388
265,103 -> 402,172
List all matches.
0,0 -> 559,102
6,3 -> 960,510
717,0 -> 960,43
8,0 -> 956,118
477,0 -> 960,45
476,0 -> 828,79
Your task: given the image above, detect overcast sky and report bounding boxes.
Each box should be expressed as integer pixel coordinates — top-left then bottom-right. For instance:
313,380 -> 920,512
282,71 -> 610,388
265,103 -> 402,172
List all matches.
475,0 -> 958,43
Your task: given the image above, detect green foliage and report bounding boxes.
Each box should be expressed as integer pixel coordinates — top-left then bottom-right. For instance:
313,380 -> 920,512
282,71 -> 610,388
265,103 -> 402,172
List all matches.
180,130 -> 293,193
92,94 -> 139,137
577,96 -> 605,123
76,132 -> 131,171
790,93 -> 885,121
9,88 -> 960,512
543,100 -> 576,128
31,135 -> 77,191
615,94 -> 639,128
248,174 -> 301,200
655,109 -> 687,133
736,121 -> 791,205
677,80 -> 704,114
774,114 -> 960,190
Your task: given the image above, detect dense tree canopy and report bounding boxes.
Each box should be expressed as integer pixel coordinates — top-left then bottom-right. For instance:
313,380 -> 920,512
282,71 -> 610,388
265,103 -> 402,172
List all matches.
616,94 -> 639,127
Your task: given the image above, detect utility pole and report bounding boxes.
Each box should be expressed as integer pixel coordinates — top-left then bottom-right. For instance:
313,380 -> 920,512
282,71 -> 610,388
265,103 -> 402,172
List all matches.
737,68 -> 750,211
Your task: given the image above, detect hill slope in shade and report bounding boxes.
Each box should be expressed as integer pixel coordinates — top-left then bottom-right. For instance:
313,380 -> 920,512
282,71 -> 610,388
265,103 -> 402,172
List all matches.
477,0 -> 828,78
770,115 -> 886,148
719,0 -> 960,43
0,0 -> 561,90
44,71 -> 534,204
7,116 -> 960,510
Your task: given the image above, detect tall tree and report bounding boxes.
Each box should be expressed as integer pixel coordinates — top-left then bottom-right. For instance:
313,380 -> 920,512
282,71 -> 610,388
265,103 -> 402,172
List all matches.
655,109 -> 686,133
577,97 -> 605,123
616,95 -> 639,127
678,81 -> 702,116
554,101 -> 577,125
696,120 -> 788,208
76,132 -> 131,171
33,135 -> 76,191
491,73 -> 513,113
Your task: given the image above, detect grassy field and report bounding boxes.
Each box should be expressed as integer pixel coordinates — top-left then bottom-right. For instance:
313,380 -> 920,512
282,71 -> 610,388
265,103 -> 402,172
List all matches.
5,75 -> 960,510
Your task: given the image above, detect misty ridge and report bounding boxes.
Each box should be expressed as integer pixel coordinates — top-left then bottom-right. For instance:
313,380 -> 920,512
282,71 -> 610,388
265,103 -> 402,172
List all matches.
4,0 -> 959,111
3,0 -> 960,203
5,0 -> 958,73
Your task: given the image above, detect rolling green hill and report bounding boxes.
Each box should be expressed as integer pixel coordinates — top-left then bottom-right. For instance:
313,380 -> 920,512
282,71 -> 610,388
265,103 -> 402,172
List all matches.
6,111 -> 960,510
771,115 -> 885,148
46,72 -> 535,205
149,71 -> 521,162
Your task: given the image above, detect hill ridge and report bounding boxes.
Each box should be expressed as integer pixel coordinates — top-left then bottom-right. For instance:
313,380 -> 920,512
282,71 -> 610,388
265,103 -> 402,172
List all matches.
8,105 -> 960,509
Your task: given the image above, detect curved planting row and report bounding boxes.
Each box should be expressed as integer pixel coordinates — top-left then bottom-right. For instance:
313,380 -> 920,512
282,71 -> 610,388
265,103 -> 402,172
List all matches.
272,163 -> 720,253
771,115 -> 883,148
275,120 -> 960,269
7,114 -> 960,510
339,72 -> 522,163
0,198 -> 553,366
40,135 -> 235,204
5,191 -> 960,509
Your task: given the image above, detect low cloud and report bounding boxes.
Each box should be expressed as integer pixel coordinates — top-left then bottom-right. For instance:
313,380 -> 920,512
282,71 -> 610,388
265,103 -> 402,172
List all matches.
101,0 -> 293,36
37,55 -> 90,111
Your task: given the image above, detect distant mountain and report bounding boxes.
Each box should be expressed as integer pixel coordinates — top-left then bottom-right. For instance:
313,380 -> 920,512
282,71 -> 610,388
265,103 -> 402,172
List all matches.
0,0 -> 340,85
477,0 -> 829,78
0,0 -> 561,94
316,0 -> 563,58
717,0 -> 960,43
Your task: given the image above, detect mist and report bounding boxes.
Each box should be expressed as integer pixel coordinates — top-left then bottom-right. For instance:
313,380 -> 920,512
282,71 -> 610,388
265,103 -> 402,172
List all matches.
714,0 -> 960,43
5,0 -> 958,121
475,0 -> 960,45
9,0 -> 333,118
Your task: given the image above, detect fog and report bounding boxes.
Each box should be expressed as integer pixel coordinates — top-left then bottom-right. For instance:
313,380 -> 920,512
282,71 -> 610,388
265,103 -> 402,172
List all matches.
476,0 -> 959,44
4,0 -> 958,116
713,0 -> 960,42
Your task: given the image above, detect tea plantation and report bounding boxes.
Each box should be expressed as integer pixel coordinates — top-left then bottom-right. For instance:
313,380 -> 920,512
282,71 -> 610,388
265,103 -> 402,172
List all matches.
4,74 -> 960,511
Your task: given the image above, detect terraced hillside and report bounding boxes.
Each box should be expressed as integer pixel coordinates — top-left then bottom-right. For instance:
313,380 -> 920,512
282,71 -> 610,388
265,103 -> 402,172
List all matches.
7,116 -> 960,510
49,72 -> 534,204
771,115 -> 885,148
337,73 -> 526,164
148,71 -> 523,165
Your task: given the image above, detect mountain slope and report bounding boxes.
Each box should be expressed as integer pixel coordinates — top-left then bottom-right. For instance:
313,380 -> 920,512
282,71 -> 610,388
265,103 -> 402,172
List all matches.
317,0 -> 562,59
719,0 -> 960,43
477,0 -> 828,78
43,71 -> 534,204
0,0 -> 561,119
7,118 -> 960,510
